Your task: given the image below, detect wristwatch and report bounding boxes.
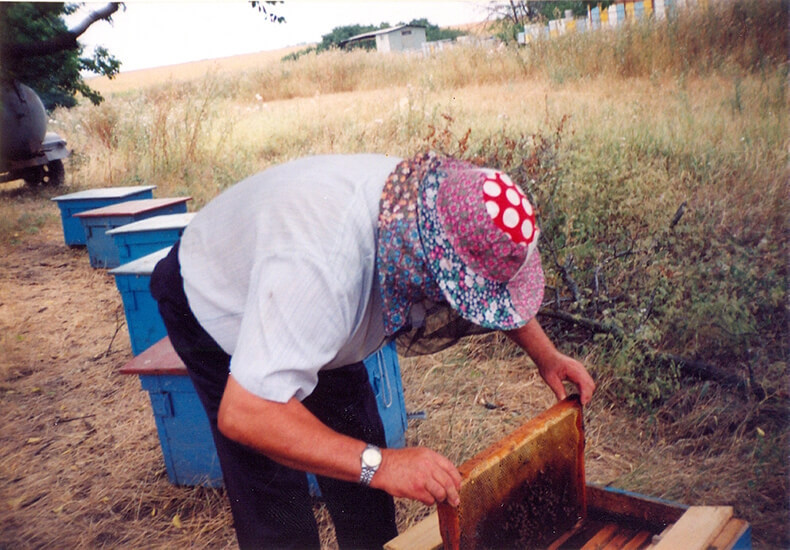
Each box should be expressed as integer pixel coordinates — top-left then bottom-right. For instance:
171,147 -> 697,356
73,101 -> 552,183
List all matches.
359,444 -> 382,486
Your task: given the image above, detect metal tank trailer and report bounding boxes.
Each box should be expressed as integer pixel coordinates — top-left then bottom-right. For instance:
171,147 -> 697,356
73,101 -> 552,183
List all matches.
1,82 -> 69,187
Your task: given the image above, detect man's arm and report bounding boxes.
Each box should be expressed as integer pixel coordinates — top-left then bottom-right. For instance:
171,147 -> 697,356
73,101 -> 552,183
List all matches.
218,374 -> 462,506
505,317 -> 596,405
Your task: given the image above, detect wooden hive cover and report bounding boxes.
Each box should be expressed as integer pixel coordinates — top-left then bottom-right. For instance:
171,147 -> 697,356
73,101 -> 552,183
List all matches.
108,246 -> 172,276
106,212 -> 196,235
74,197 -> 190,218
437,397 -> 586,550
51,185 -> 157,202
119,336 -> 186,376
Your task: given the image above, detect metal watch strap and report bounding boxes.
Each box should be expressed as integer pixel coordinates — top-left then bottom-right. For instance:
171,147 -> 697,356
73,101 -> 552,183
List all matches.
360,465 -> 376,486
359,444 -> 381,486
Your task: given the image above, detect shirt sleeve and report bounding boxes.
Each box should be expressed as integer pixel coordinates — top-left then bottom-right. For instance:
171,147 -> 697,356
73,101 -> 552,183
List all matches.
228,253 -> 355,403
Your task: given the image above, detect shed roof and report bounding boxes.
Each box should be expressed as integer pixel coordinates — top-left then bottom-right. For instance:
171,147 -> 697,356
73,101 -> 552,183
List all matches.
340,24 -> 426,47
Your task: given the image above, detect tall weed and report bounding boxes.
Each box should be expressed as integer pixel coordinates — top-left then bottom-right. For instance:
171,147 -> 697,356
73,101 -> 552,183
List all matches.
416,66 -> 787,411
527,0 -> 786,81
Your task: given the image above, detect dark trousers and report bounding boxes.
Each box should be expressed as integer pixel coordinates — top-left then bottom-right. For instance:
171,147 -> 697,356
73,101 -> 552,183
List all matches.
150,243 -> 398,549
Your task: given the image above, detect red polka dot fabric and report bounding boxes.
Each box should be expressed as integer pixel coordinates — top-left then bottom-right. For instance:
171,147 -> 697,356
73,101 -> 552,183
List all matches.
481,170 -> 537,246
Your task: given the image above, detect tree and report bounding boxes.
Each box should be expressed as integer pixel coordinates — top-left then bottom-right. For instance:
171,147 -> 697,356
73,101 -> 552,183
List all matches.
0,2 -> 122,110
527,1 -> 592,20
407,18 -> 466,42
250,0 -> 286,23
1,1 -> 285,110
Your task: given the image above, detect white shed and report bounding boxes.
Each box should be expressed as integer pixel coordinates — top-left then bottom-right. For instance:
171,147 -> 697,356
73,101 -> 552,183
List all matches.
342,24 -> 427,53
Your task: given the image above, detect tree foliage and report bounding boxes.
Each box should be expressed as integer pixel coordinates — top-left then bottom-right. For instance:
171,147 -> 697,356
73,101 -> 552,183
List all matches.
0,2 -> 120,110
318,24 -> 384,52
408,18 -> 466,42
250,0 -> 286,23
528,1 -> 593,20
488,1 -> 614,42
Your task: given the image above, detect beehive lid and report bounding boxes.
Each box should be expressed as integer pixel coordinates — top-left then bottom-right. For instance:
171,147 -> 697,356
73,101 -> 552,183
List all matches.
109,246 -> 171,276
119,336 -> 186,376
437,397 -> 586,550
74,197 -> 190,218
51,185 -> 156,202
106,212 -> 196,235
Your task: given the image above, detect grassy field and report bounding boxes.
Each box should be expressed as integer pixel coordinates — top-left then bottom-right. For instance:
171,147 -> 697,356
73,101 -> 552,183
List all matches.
1,1 -> 787,547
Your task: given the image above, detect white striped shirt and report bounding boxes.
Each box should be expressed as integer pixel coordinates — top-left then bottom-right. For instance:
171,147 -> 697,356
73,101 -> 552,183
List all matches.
179,154 -> 402,402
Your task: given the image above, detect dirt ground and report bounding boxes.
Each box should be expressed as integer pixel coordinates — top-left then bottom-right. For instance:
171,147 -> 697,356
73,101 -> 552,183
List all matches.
0,189 -> 782,549
0,198 -> 236,548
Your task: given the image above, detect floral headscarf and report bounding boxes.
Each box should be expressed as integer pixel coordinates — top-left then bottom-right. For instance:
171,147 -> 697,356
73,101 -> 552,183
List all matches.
377,153 -> 445,336
377,152 -> 544,339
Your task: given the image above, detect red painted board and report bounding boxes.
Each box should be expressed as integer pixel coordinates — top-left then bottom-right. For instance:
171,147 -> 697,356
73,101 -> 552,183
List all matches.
75,197 -> 191,218
119,336 -> 187,376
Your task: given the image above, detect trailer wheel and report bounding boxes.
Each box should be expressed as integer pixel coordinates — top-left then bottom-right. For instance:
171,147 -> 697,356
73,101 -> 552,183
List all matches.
22,166 -> 45,186
23,160 -> 64,187
43,160 -> 65,186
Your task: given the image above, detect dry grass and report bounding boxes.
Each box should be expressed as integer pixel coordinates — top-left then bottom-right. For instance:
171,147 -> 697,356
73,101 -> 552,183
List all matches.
85,47 -> 305,96
0,217 -> 232,548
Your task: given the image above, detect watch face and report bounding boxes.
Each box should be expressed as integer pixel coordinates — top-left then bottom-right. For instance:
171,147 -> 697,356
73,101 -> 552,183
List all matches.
362,447 -> 382,467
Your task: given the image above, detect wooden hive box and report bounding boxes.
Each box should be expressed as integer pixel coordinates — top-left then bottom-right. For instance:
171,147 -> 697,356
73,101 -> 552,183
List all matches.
119,336 -> 223,487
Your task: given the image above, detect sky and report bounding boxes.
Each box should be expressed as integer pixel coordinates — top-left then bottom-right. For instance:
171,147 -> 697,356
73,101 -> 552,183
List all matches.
67,1 -> 492,73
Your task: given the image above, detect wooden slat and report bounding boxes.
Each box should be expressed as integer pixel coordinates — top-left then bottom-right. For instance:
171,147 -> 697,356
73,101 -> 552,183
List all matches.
651,506 -> 733,550
602,530 -> 633,549
384,512 -> 442,550
621,531 -> 652,550
74,197 -> 191,217
119,337 -> 187,376
586,485 -> 686,526
581,523 -> 618,549
709,518 -> 750,550
547,520 -> 586,550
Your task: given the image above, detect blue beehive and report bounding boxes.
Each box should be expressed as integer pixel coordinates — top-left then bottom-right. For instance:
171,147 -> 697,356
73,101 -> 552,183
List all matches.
120,337 -> 223,487
107,213 -> 195,265
109,247 -> 171,356
51,185 -> 156,247
75,197 -> 190,268
591,6 -> 601,26
617,2 -> 626,22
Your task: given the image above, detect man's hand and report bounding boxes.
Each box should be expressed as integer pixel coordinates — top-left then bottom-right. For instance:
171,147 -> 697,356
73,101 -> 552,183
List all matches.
372,447 -> 462,507
535,350 -> 595,405
505,318 -> 596,405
